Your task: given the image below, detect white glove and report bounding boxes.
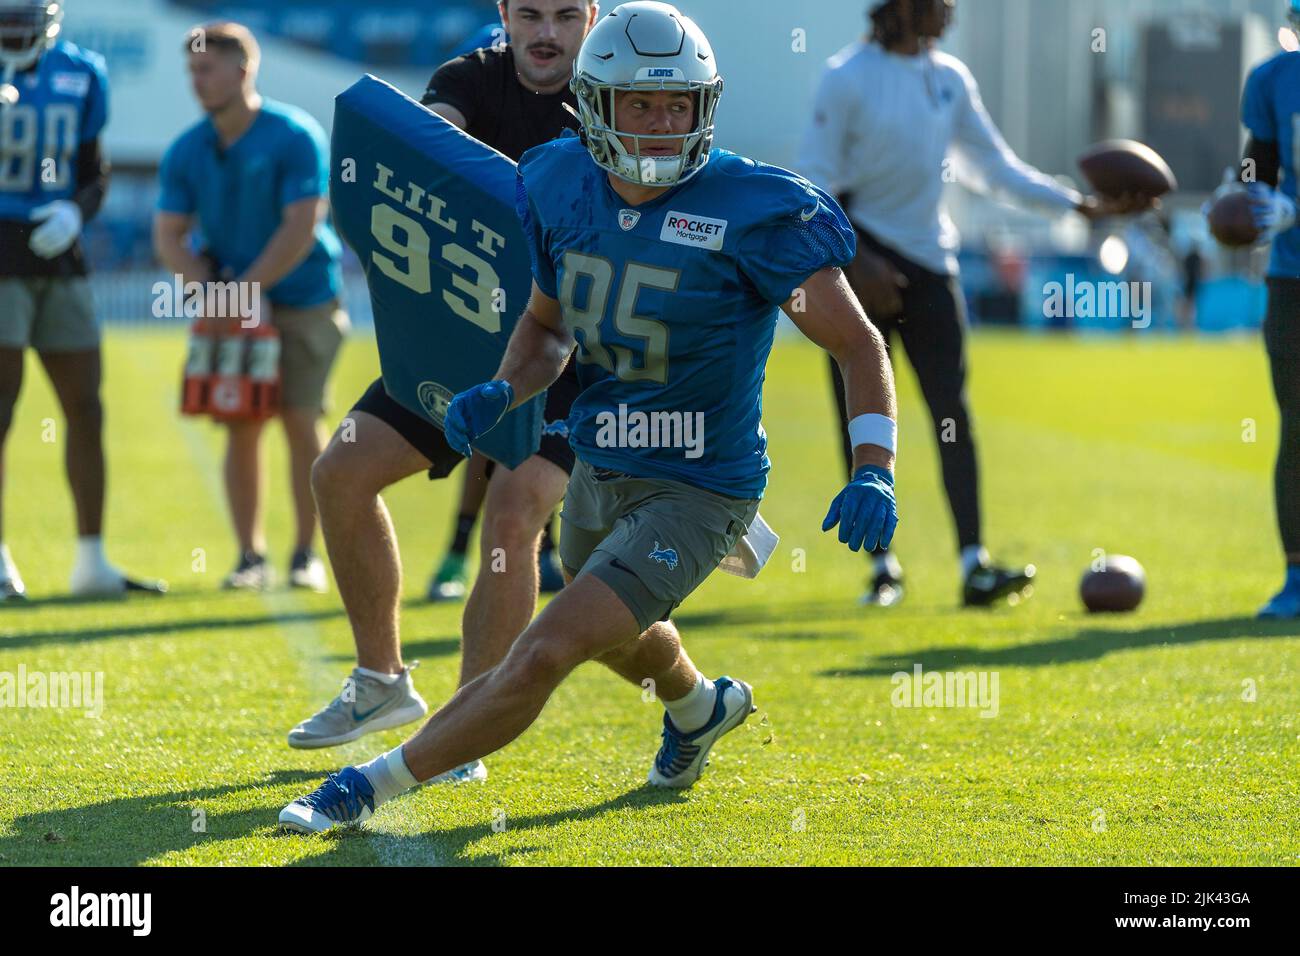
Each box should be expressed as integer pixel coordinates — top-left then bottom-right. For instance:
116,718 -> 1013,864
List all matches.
28,200 -> 83,259
1248,183 -> 1298,240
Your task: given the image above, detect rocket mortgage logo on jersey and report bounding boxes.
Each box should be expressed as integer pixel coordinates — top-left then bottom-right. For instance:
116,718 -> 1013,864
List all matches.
660,211 -> 728,251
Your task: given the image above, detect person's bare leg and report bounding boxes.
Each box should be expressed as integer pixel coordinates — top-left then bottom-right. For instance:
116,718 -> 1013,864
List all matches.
281,406 -> 327,552
0,347 -> 24,546
224,418 -> 267,555
37,349 -> 104,536
310,411 -> 429,673
458,455 -> 568,686
400,572 -> 641,780
455,452 -> 492,527
595,619 -> 699,702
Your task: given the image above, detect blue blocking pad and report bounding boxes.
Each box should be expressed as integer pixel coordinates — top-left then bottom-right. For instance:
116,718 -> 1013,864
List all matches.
330,74 -> 542,468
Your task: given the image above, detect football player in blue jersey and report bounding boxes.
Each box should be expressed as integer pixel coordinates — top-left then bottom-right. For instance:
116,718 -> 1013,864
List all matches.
0,0 -> 165,600
1242,1 -> 1300,619
280,1 -> 899,834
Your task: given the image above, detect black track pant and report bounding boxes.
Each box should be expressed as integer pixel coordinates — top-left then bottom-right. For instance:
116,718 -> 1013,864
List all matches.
830,227 -> 981,556
1264,277 -> 1300,557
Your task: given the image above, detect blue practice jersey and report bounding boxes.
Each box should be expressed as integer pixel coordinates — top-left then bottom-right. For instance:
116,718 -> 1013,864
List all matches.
517,136 -> 855,498
0,40 -> 108,222
1243,50 -> 1300,278
157,98 -> 342,307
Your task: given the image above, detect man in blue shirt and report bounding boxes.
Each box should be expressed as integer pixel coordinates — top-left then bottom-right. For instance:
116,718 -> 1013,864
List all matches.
0,0 -> 164,601
280,2 -> 899,834
1241,2 -> 1300,618
154,21 -> 348,593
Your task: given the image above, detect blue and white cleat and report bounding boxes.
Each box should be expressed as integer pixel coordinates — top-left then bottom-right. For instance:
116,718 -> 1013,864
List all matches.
279,767 -> 376,834
647,676 -> 755,789
1259,582 -> 1300,619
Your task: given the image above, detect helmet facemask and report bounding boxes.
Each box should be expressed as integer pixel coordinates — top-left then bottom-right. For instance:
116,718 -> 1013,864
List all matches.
0,1 -> 62,73
572,72 -> 723,188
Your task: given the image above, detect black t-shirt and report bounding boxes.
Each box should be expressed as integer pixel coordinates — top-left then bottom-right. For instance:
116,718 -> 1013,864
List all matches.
421,46 -> 579,162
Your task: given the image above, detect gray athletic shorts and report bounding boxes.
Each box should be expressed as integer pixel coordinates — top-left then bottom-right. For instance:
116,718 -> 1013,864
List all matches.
559,457 -> 760,632
0,276 -> 97,352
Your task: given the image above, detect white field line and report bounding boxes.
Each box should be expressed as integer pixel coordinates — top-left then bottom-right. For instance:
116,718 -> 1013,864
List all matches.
124,335 -> 441,865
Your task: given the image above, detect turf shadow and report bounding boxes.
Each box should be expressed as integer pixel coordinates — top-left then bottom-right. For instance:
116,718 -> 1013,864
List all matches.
324,636 -> 461,663
674,598 -> 927,632
0,584 -> 208,609
819,615 -> 1300,677
288,785 -> 689,867
0,607 -> 347,650
0,770 -> 325,866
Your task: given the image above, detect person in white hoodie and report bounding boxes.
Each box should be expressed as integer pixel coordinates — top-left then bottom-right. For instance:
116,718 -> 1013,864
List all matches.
797,0 -> 1147,608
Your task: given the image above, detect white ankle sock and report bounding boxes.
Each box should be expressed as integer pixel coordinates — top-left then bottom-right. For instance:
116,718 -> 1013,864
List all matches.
357,746 -> 420,802
357,666 -> 402,684
72,535 -> 116,580
961,545 -> 990,578
873,551 -> 902,578
662,672 -> 716,733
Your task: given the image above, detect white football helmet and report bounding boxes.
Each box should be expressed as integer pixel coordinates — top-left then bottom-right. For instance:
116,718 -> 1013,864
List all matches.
0,0 -> 62,73
571,1 -> 722,187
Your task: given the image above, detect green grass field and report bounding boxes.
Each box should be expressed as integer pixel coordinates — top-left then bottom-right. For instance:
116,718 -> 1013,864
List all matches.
0,327 -> 1296,866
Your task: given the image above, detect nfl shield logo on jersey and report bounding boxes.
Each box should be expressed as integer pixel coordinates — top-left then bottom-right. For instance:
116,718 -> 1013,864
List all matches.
619,209 -> 641,231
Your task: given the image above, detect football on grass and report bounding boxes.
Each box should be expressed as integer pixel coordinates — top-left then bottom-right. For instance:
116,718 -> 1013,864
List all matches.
1080,555 -> 1146,613
1206,190 -> 1262,247
1077,140 -> 1178,200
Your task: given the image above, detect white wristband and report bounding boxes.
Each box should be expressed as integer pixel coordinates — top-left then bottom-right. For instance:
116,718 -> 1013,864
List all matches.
848,413 -> 897,454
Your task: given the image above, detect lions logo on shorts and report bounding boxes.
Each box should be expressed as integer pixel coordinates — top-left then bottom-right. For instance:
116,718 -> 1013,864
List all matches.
417,381 -> 455,425
648,542 -> 679,571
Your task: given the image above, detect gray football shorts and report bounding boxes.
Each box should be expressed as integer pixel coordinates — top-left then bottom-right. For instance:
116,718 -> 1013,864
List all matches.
0,276 -> 97,352
559,457 -> 760,632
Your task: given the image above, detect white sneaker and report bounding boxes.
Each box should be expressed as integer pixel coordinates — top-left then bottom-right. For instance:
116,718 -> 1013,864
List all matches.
288,665 -> 429,749
222,552 -> 273,591
71,563 -> 167,597
0,576 -> 27,603
288,549 -> 328,593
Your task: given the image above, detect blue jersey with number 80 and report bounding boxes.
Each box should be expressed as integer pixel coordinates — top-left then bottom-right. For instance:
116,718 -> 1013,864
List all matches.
1243,50 -> 1300,278
0,40 -> 108,222
517,135 -> 855,498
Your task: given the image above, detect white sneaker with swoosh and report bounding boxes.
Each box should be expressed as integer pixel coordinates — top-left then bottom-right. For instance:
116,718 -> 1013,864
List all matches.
287,665 -> 428,749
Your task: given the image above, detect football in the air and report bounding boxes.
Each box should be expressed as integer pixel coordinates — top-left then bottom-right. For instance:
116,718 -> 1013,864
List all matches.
1206,190 -> 1262,247
1077,140 -> 1178,200
1080,555 -> 1146,613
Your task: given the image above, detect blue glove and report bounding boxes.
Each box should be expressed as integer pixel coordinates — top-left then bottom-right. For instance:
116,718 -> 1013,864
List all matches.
443,380 -> 514,457
822,464 -> 898,553
1246,182 -> 1298,237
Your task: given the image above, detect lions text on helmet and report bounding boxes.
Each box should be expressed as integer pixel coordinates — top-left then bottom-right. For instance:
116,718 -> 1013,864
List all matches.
570,1 -> 722,189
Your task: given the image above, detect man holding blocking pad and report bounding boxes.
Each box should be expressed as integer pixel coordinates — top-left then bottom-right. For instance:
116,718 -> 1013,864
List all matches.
288,1 -> 600,790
